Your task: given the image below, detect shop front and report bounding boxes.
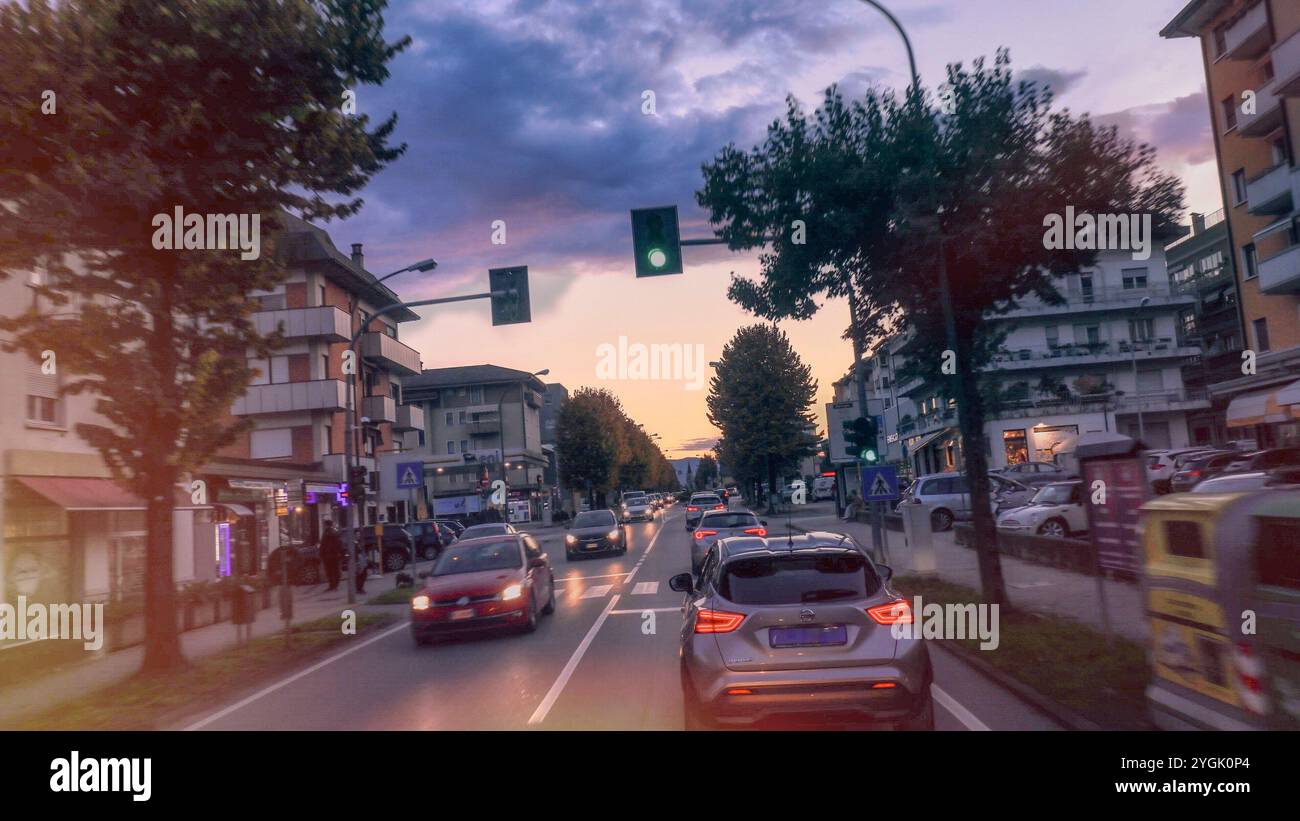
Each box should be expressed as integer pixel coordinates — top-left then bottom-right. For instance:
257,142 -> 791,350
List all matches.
1224,379 -> 1300,449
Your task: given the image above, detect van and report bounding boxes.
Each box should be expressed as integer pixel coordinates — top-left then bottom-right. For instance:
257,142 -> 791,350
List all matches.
812,475 -> 836,501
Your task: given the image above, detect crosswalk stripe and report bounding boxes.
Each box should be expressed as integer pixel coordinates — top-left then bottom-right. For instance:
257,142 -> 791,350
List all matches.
580,584 -> 613,599
631,581 -> 659,596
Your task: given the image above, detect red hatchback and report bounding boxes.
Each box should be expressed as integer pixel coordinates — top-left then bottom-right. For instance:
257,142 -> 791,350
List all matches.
411,534 -> 555,645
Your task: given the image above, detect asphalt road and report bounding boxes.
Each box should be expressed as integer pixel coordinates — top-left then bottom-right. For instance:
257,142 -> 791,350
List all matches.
185,503 -> 1063,731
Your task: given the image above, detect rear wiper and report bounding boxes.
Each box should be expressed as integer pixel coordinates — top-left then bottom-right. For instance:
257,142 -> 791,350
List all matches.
801,588 -> 857,602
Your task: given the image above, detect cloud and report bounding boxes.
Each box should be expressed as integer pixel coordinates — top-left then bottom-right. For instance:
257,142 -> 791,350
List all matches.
1015,65 -> 1088,98
675,436 -> 719,453
1097,89 -> 1216,168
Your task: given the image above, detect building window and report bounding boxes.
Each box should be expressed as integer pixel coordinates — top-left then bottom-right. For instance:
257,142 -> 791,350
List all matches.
1243,244 -> 1259,279
25,357 -> 62,426
251,428 -> 293,459
324,424 -> 333,454
445,411 -> 453,426
1212,24 -> 1227,57
1121,269 -> 1148,290
1180,309 -> 1196,337
1232,169 -> 1247,203
319,284 -> 328,306
1128,317 -> 1155,342
1253,318 -> 1271,352
460,439 -> 469,453
459,411 -> 467,424
470,385 -> 484,403
1222,97 -> 1237,132
257,292 -> 286,311
446,440 -> 455,455
417,430 -> 425,447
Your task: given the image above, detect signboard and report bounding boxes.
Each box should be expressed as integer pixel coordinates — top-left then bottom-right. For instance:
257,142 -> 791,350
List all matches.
433,494 -> 482,516
274,487 -> 289,517
1081,457 -> 1147,575
396,461 -> 424,490
861,465 -> 900,502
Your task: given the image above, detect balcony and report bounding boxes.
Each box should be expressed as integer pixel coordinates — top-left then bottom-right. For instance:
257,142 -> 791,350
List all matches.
1259,242 -> 1300,294
1223,2 -> 1271,61
253,306 -> 349,342
1238,81 -> 1283,137
1245,163 -> 1294,215
1276,28 -> 1300,97
467,417 -> 501,436
989,340 -> 1200,370
233,379 -> 347,415
361,394 -> 396,424
393,403 -> 424,433
1113,389 -> 1212,413
359,332 -> 421,376
1000,282 -> 1194,318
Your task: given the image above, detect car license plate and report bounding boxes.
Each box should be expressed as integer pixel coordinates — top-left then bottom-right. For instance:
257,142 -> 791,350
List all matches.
449,608 -> 474,621
769,625 -> 847,648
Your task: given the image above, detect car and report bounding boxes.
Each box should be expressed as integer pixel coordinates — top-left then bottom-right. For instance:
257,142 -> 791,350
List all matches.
621,489 -> 648,506
1190,468 -> 1300,493
458,522 -> 518,540
812,476 -> 836,501
670,533 -> 933,730
996,481 -> 1088,538
435,518 -> 466,538
690,509 -> 767,574
1168,450 -> 1238,493
897,472 -> 1037,531
404,520 -> 459,561
726,485 -> 739,498
620,496 -> 656,523
410,534 -> 555,644
564,508 -> 627,560
344,526 -> 417,572
1145,448 -> 1216,493
995,460 -> 1079,486
778,482 -> 803,503
685,493 -> 726,529
266,542 -> 326,585
1220,447 -> 1300,476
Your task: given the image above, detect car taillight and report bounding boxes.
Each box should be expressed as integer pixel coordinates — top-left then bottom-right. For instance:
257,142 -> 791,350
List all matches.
713,504 -> 725,510
693,530 -> 718,540
866,598 -> 914,625
1189,470 -> 1202,478
695,608 -> 746,633
742,527 -> 767,536
687,506 -> 698,512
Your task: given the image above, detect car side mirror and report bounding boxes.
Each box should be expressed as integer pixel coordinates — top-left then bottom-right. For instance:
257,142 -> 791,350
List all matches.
760,520 -> 768,526
669,572 -> 694,593
877,564 -> 893,582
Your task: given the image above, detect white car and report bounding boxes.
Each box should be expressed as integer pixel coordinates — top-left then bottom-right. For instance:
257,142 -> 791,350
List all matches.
996,481 -> 1088,538
620,497 -> 655,523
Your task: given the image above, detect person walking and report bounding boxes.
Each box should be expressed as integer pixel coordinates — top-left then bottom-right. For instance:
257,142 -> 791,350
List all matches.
319,520 -> 342,591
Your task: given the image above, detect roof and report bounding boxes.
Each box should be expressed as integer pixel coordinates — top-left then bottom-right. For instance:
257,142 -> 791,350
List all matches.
1160,0 -> 1230,39
276,213 -> 419,322
403,364 -> 547,392
720,533 -> 862,559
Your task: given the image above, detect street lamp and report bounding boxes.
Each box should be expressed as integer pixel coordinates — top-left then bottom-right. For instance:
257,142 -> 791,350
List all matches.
1129,296 -> 1152,442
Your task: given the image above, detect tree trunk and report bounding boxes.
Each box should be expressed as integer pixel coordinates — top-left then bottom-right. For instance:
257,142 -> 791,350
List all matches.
141,469 -> 185,672
953,330 -> 1008,606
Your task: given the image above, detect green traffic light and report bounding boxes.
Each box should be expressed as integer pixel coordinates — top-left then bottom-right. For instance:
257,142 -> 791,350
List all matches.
648,248 -> 667,268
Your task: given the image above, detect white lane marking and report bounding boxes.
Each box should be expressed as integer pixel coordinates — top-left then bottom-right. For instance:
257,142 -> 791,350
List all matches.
623,512 -> 670,585
931,684 -> 991,731
609,607 -> 680,615
580,584 -> 613,599
631,581 -> 659,596
552,572 -> 630,584
528,593 -> 621,726
184,621 -> 408,730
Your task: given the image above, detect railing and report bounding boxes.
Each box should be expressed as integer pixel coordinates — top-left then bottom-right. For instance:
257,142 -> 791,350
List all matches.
989,338 -> 1196,366
1003,282 -> 1193,314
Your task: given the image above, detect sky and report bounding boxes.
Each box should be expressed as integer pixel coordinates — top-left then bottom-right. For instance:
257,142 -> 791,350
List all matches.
334,0 -> 1222,459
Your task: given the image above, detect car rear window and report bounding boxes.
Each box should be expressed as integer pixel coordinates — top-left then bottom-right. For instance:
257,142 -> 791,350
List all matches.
718,554 -> 880,605
691,496 -> 721,505
699,512 -> 759,529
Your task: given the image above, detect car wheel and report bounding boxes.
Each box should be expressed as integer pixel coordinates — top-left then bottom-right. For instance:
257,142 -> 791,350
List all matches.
901,695 -> 935,731
1037,518 -> 1068,538
298,562 -> 321,586
382,551 -> 407,573
541,574 -> 556,615
931,508 -> 954,532
521,594 -> 540,633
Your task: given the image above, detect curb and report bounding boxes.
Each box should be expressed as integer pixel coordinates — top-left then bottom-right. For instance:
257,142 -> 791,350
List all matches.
931,642 -> 1106,731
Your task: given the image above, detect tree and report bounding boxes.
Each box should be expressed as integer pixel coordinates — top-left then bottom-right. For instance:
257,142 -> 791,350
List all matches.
693,455 -> 718,490
706,324 -> 818,510
556,388 -> 628,507
0,0 -> 410,672
697,51 -> 1182,604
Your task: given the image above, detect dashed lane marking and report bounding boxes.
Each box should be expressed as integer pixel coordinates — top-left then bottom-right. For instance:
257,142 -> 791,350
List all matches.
580,584 -> 614,599
631,581 -> 659,595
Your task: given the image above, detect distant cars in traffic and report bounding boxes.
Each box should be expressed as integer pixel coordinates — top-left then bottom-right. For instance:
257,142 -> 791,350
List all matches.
685,492 -> 726,529
564,508 -> 627,560
458,522 -> 518,540
621,495 -> 656,523
690,509 -> 767,573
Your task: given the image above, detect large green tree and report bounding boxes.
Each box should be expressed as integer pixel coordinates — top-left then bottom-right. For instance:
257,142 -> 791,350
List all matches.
556,388 -> 629,507
707,324 -> 818,510
0,0 -> 410,671
698,51 -> 1181,604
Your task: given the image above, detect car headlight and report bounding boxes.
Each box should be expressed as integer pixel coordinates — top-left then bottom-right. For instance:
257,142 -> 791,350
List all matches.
607,530 -> 620,541
501,583 -> 523,601
565,534 -> 577,544
412,594 -> 431,611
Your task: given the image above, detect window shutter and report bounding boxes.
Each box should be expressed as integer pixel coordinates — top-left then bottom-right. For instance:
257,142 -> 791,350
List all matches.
26,358 -> 58,399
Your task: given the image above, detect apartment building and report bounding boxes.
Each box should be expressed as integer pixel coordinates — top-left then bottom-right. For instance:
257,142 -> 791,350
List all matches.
1163,0 -> 1300,448
540,383 -> 569,512
201,215 -> 425,574
398,365 -> 549,521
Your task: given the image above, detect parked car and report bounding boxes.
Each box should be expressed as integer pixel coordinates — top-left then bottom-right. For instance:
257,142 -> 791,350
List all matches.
564,508 -> 627,560
404,520 -> 459,561
410,533 -> 555,644
1190,468 -> 1300,493
266,542 -> 325,585
812,475 -> 836,501
670,533 -> 933,730
690,509 -> 767,574
685,493 -> 726,529
435,518 -> 466,538
1146,447 -> 1216,494
897,472 -> 1037,531
458,522 -> 518,540
995,460 -> 1079,486
345,526 -> 417,572
1220,447 -> 1300,476
996,481 -> 1088,538
1168,450 -> 1238,493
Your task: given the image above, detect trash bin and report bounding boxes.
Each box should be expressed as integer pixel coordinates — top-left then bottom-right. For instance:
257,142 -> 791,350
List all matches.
232,584 -> 258,625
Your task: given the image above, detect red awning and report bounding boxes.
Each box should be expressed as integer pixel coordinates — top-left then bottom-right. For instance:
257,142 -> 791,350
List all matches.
14,477 -> 205,511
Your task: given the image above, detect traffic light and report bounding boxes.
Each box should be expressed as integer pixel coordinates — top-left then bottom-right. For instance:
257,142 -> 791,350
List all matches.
843,416 -> 879,463
630,206 -> 683,277
489,266 -> 532,326
348,465 -> 368,505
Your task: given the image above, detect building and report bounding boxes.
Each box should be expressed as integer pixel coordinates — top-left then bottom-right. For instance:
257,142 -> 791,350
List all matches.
1162,0 -> 1300,447
540,383 -> 569,514
397,365 -> 549,522
203,214 -> 425,575
1167,210 -> 1245,444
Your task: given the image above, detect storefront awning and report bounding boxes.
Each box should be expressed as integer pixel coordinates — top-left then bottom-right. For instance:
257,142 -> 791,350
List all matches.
1226,387 -> 1294,428
1275,378 -> 1300,409
907,426 -> 957,453
14,477 -> 207,511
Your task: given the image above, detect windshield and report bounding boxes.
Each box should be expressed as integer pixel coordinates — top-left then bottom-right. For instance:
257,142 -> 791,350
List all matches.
573,510 -> 616,528
698,512 -> 759,529
1030,484 -> 1075,505
432,539 -> 521,575
719,554 -> 879,605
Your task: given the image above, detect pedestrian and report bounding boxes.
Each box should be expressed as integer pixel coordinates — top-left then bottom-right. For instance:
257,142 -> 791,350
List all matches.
842,491 -> 861,522
354,535 -> 369,594
319,520 -> 342,591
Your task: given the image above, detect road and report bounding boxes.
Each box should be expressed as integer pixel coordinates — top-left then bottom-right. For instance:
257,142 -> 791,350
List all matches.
185,504 -> 1063,731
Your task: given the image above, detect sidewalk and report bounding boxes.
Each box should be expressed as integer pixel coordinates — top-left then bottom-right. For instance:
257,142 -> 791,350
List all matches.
0,568 -> 417,727
788,513 -> 1148,643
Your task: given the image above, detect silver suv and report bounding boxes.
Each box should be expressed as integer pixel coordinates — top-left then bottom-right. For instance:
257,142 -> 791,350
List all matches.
897,472 -> 1036,531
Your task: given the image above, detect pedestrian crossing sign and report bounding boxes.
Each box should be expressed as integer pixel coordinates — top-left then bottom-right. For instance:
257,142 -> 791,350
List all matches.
862,465 -> 899,501
396,461 -> 424,490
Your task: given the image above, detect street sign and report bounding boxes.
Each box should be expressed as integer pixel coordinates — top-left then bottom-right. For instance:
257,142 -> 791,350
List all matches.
396,461 -> 423,490
861,465 -> 899,502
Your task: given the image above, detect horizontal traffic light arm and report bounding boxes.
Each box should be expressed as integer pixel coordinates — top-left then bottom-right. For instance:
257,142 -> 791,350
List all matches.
345,291 -> 512,345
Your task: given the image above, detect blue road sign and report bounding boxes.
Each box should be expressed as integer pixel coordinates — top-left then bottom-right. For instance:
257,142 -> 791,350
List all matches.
396,461 -> 424,490
861,465 -> 899,502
